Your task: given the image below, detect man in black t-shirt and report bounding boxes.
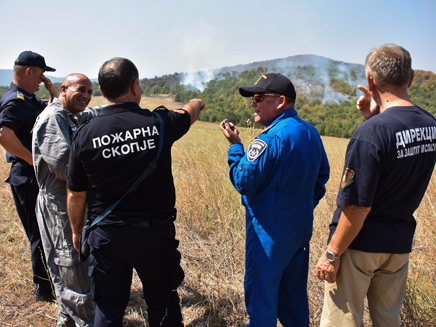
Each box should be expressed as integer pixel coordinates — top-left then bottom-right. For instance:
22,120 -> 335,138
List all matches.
66,57 -> 204,327
316,44 -> 436,326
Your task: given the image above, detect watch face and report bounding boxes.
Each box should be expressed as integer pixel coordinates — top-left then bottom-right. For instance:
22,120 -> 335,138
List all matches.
326,250 -> 335,262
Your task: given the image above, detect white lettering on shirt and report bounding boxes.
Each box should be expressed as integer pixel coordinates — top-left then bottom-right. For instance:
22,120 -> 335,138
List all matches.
395,126 -> 436,159
92,126 -> 159,158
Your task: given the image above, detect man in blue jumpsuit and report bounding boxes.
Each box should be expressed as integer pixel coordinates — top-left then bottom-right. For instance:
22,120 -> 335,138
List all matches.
220,73 -> 330,326
66,57 -> 205,326
0,51 -> 57,301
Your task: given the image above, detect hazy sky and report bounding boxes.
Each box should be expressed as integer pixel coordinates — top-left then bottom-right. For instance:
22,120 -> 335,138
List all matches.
1,0 -> 435,79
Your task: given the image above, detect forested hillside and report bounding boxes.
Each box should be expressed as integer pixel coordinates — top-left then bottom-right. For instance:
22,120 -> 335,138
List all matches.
140,65 -> 436,139
2,54 -> 435,139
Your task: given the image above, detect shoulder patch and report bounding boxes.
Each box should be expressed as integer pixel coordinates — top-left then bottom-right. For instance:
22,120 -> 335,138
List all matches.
154,105 -> 169,111
16,91 -> 24,100
247,139 -> 267,162
340,168 -> 355,189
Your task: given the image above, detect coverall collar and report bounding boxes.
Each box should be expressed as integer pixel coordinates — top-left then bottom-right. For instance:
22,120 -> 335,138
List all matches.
263,108 -> 298,133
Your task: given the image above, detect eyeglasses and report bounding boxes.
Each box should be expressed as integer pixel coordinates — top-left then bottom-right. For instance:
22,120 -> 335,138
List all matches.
252,93 -> 282,103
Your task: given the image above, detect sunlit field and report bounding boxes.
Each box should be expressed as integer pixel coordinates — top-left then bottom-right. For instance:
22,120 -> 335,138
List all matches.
0,96 -> 435,326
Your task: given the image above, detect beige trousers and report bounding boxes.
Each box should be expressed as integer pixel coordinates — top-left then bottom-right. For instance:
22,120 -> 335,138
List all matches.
320,249 -> 409,327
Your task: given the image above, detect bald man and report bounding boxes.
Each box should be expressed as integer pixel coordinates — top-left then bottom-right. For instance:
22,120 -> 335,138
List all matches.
32,74 -> 102,327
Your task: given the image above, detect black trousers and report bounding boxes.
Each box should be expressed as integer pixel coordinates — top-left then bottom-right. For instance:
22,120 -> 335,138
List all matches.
88,221 -> 184,327
8,164 -> 51,293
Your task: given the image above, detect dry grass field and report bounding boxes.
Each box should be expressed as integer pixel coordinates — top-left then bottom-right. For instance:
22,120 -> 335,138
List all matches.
0,96 -> 435,326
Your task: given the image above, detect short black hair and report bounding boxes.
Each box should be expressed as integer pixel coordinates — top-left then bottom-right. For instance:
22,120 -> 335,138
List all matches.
98,57 -> 139,100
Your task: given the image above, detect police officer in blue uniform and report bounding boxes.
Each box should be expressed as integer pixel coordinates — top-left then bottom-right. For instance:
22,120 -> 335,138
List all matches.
66,57 -> 205,326
220,73 -> 330,326
0,51 -> 57,301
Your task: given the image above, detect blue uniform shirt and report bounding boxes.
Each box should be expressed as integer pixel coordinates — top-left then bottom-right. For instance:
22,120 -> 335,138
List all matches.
227,107 -> 329,326
228,108 -> 330,219
0,83 -> 47,164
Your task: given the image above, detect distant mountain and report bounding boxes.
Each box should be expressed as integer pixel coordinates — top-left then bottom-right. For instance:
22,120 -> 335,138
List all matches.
0,69 -> 64,86
2,54 -> 435,140
45,75 -> 65,84
176,54 -> 367,101
216,54 -> 363,75
0,70 -> 90,86
0,70 -> 13,86
0,54 -> 361,87
140,54 -> 435,139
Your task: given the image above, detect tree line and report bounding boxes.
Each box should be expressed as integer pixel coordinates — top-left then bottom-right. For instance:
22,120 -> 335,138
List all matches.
140,67 -> 436,139
1,67 -> 434,140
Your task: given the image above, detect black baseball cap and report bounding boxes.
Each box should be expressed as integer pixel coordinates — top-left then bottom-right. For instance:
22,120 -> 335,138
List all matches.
239,73 -> 296,99
14,51 -> 56,72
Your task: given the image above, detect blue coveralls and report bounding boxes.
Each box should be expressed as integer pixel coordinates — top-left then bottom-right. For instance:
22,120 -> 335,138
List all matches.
227,108 -> 330,326
0,83 -> 52,294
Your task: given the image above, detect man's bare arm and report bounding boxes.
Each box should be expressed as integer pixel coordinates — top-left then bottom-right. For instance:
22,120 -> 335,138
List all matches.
327,205 -> 371,256
0,126 -> 33,165
316,205 -> 371,282
41,75 -> 57,104
67,189 -> 87,251
179,99 -> 205,125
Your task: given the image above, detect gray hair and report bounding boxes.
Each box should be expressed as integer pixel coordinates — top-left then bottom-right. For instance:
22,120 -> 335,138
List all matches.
365,43 -> 412,90
13,63 -> 28,76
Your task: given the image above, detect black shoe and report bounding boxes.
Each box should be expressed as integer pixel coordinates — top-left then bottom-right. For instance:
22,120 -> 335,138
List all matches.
33,285 -> 55,302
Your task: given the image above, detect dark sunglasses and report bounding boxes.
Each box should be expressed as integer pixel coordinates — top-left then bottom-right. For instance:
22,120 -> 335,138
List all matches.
252,93 -> 282,103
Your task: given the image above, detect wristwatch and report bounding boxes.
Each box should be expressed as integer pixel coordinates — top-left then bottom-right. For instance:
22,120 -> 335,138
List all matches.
326,249 -> 341,262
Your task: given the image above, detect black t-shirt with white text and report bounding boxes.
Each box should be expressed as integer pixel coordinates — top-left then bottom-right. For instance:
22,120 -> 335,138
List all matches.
67,102 -> 191,224
329,105 -> 436,253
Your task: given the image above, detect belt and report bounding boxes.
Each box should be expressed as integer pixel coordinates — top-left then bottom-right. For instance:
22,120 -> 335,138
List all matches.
9,162 -> 35,175
11,161 -> 31,167
129,218 -> 172,228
